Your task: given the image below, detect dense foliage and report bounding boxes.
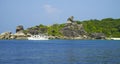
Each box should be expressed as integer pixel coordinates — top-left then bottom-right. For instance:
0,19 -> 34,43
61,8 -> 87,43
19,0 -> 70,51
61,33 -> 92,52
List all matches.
82,18 -> 120,37
25,23 -> 65,36
47,24 -> 65,36
25,18 -> 120,37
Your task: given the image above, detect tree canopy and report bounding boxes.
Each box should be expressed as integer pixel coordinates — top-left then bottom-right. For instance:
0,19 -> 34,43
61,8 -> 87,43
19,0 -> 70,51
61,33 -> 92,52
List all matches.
25,18 -> 120,37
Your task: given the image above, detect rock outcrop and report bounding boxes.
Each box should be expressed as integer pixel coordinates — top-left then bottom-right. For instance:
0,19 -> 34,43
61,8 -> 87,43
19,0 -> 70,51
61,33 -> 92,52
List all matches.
0,32 -> 12,39
60,23 -> 88,39
16,25 -> 24,33
15,25 -> 26,35
27,26 -> 48,35
67,16 -> 74,23
0,16 -> 107,40
14,25 -> 27,39
60,16 -> 88,39
90,33 -> 106,39
0,25 -> 27,40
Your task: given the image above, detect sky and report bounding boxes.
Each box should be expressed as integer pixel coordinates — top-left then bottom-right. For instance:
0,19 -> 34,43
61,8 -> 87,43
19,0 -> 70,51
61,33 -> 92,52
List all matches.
0,0 -> 120,33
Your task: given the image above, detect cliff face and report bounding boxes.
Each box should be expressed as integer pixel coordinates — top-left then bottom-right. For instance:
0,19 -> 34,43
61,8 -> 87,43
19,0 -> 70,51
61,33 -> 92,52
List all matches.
60,23 -> 88,39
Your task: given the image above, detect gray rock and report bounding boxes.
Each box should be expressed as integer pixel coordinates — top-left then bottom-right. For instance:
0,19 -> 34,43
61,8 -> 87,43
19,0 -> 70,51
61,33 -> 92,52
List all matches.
16,25 -> 24,33
60,23 -> 88,39
27,26 -> 47,35
90,33 -> 106,39
67,16 -> 74,23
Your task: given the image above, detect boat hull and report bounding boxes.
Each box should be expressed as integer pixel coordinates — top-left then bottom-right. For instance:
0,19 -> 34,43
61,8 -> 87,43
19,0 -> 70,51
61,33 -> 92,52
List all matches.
28,37 -> 49,40
110,38 -> 120,40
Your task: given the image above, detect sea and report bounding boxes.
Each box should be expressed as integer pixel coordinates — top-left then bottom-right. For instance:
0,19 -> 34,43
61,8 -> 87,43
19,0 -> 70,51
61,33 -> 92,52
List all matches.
0,40 -> 120,64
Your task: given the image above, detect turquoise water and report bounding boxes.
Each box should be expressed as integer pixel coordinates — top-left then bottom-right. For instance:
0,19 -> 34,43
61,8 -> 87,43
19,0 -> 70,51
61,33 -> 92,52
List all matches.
0,40 -> 120,64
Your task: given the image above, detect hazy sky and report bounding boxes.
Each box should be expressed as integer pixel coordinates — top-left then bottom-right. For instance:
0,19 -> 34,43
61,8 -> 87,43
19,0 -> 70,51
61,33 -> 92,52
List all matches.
0,0 -> 120,33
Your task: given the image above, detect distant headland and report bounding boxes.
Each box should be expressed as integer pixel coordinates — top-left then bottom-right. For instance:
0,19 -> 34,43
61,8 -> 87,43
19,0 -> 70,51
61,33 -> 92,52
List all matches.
0,16 -> 120,40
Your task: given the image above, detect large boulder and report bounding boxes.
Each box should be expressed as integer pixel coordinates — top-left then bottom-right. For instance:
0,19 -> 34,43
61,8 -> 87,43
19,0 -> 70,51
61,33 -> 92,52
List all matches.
14,25 -> 27,39
60,23 -> 88,39
0,32 -> 12,39
90,33 -> 106,39
16,25 -> 24,33
66,16 -> 74,23
15,25 -> 25,36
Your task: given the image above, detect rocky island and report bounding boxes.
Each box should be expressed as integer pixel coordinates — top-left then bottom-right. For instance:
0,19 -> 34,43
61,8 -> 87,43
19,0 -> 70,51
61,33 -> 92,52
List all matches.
0,25 -> 28,40
0,16 -> 120,40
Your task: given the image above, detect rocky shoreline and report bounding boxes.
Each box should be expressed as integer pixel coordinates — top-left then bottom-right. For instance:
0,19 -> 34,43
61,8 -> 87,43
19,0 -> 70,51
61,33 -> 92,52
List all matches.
0,16 -> 106,40
0,27 -> 106,40
0,25 -> 28,40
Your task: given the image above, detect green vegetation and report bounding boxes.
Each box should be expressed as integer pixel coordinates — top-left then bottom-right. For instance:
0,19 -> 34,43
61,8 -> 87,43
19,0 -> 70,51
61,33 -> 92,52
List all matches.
26,23 -> 65,36
47,24 -> 65,36
82,18 -> 120,37
26,18 -> 120,37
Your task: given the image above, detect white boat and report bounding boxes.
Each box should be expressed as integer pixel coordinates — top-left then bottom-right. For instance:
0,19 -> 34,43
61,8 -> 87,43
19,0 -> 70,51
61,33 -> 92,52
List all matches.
110,38 -> 120,40
28,35 -> 49,40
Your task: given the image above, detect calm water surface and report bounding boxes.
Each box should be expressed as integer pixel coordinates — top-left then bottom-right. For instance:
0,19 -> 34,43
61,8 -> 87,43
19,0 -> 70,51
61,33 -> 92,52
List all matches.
0,40 -> 120,64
